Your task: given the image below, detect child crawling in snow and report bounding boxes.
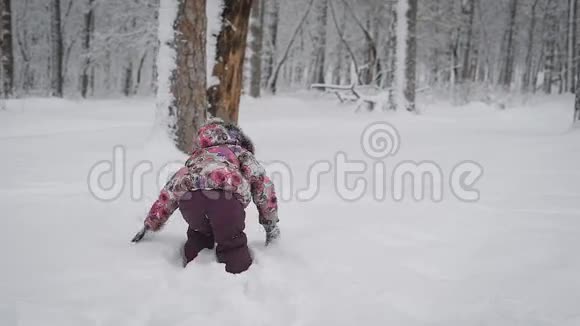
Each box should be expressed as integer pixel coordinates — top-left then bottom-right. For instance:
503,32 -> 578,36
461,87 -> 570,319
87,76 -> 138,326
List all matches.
134,118 -> 279,274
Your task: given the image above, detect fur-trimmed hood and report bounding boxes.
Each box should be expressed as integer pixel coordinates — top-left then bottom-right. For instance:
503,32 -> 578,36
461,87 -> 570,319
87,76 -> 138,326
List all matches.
196,118 -> 255,154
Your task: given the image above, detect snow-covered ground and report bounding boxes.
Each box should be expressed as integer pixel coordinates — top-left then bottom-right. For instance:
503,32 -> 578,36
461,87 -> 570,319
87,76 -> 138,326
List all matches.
1,94 -> 580,326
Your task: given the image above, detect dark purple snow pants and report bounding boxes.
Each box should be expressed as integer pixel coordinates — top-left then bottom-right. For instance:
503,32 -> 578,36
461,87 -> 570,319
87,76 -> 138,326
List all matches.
178,190 -> 252,274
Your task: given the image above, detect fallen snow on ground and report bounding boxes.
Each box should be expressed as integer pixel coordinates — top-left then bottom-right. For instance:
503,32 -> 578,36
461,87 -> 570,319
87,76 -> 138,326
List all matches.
1,94 -> 579,326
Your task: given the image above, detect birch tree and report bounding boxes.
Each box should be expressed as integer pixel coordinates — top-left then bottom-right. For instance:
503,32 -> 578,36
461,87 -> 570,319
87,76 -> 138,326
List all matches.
393,0 -> 417,112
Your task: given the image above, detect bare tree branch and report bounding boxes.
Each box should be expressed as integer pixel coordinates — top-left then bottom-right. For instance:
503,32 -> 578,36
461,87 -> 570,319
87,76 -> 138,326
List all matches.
328,0 -> 361,85
339,0 -> 377,66
267,0 -> 315,93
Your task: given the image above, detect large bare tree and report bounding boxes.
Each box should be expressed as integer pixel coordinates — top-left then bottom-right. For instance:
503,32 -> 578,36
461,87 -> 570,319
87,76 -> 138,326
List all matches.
169,0 -> 207,152
207,0 -> 253,124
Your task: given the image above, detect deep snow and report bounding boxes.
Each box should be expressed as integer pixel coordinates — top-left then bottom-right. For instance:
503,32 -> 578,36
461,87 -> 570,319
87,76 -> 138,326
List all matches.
1,94 -> 580,326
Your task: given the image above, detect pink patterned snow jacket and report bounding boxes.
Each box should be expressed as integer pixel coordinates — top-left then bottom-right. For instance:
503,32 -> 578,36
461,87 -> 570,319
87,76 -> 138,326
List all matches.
144,118 -> 278,231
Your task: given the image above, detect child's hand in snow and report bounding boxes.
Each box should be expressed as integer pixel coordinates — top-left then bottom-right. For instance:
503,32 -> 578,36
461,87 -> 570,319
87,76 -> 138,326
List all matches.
264,223 -> 280,246
131,226 -> 149,243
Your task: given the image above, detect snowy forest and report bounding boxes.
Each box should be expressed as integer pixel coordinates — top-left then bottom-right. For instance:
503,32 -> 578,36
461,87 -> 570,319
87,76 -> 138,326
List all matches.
2,1 -> 580,325
1,0 -> 578,101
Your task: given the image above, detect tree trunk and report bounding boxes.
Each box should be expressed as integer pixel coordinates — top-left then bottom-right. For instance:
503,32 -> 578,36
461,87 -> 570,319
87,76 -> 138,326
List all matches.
81,0 -> 95,98
50,0 -> 64,97
531,48 -> 542,93
362,8 -> 374,84
575,81 -> 580,121
332,6 -> 348,85
151,6 -> 160,95
499,0 -> 519,89
170,0 -> 208,153
543,0 -> 558,94
249,0 -> 264,98
388,2 -> 398,110
264,0 -> 279,89
310,0 -> 328,85
461,0 -> 475,82
522,0 -> 539,92
558,44 -> 565,94
372,8 -> 383,86
405,0 -> 417,112
134,50 -> 148,95
123,61 -> 133,97
0,0 -> 13,98
576,0 -> 580,90
568,0 -> 577,92
207,0 -> 252,124
426,2 -> 439,85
